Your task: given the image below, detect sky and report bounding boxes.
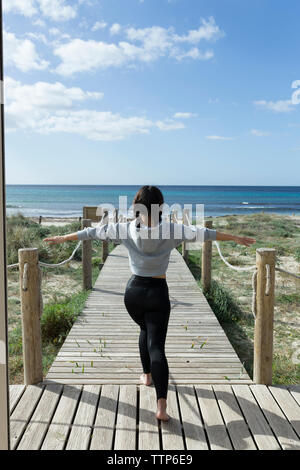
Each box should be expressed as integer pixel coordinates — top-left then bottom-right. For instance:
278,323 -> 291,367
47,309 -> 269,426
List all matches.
3,0 -> 300,185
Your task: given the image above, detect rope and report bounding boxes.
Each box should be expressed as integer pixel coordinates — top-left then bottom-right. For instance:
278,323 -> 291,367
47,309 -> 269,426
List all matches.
275,266 -> 300,280
251,269 -> 257,318
22,263 -> 28,291
213,241 -> 256,271
265,264 -> 271,295
39,241 -> 82,268
7,263 -> 19,269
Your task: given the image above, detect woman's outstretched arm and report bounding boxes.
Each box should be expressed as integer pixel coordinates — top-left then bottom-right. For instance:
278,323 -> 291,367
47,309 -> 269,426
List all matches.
216,231 -> 256,247
43,233 -> 78,244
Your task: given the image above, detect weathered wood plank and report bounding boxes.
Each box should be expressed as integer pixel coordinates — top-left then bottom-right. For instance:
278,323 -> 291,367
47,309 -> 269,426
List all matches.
232,385 -> 280,450
250,385 -> 300,450
90,384 -> 119,450
177,385 -> 208,450
195,385 -> 232,450
10,385 -> 44,450
161,385 -> 185,450
41,385 -> 82,450
114,385 -> 137,450
138,385 -> 160,450
9,385 -> 26,414
66,385 -> 100,450
18,383 -> 63,450
213,385 -> 256,450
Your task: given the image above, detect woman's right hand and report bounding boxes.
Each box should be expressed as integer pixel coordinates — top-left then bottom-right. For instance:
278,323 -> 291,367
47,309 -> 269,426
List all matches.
43,236 -> 66,245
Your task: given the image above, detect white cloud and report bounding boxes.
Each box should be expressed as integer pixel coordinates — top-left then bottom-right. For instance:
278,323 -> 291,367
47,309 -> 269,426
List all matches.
208,97 -> 219,104
173,48 -> 213,61
173,112 -> 197,119
254,81 -> 300,112
5,78 -> 185,141
206,135 -> 234,141
254,99 -> 294,113
155,120 -> 185,131
3,0 -> 37,17
251,129 -> 270,137
4,30 -> 49,72
92,21 -> 107,32
110,23 -> 122,35
3,0 -> 77,21
173,17 -> 224,44
54,17 -> 223,75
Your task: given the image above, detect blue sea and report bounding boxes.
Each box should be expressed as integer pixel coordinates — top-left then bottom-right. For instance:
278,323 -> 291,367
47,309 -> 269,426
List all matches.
5,185 -> 300,218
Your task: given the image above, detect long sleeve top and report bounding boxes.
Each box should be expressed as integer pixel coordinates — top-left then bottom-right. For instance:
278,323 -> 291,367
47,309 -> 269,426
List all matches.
77,219 -> 217,277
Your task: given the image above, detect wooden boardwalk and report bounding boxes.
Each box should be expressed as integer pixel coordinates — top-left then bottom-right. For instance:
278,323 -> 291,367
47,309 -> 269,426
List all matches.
45,245 -> 251,385
9,383 -> 300,450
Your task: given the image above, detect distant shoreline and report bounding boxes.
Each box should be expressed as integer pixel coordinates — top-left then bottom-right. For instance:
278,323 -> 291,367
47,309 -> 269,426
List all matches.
14,212 -> 300,227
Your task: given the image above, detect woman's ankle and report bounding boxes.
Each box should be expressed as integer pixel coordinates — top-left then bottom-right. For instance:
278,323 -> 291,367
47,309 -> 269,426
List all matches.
157,398 -> 167,408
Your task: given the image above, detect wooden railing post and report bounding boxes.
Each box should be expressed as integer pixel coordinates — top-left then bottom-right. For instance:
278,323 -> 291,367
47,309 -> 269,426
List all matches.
182,209 -> 190,262
18,248 -> 43,385
82,218 -> 92,290
201,220 -> 213,293
102,210 -> 109,263
253,248 -> 276,385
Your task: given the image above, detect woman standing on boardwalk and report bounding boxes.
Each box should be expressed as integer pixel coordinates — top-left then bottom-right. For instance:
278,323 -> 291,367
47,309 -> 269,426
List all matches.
44,185 -> 255,421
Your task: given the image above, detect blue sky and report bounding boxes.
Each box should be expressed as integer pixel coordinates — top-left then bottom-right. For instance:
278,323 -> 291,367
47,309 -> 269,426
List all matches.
3,0 -> 300,185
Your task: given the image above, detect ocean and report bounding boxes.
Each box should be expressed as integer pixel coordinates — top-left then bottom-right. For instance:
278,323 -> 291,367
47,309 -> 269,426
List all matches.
5,185 -> 300,219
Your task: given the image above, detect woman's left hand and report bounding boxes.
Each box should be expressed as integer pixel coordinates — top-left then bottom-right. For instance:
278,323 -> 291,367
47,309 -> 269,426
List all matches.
43,236 -> 66,245
233,235 -> 256,246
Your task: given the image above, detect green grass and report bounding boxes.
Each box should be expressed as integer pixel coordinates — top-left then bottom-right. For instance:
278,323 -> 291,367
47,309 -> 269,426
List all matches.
8,289 -> 91,383
6,213 -> 82,265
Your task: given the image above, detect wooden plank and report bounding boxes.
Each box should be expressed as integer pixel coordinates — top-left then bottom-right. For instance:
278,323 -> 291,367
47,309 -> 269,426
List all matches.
114,385 -> 137,450
10,385 -> 44,450
195,385 -> 232,450
289,385 -> 300,407
66,385 -> 100,450
9,385 -> 25,414
269,386 -> 300,438
41,385 -> 82,450
18,383 -> 63,450
213,385 -> 256,450
139,385 -> 160,450
90,384 -> 119,450
232,385 -> 280,450
250,385 -> 300,450
177,385 -> 208,450
161,384 -> 185,450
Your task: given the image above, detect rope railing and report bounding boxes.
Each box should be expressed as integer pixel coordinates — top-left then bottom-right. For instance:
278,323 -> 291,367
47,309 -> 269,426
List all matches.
39,241 -> 82,268
6,240 -> 82,270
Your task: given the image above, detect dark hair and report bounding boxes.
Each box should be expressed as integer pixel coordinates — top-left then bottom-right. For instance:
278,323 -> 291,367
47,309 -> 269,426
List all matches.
132,185 -> 164,223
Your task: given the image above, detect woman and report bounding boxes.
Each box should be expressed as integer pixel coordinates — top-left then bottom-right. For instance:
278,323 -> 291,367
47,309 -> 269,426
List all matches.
44,186 -> 255,421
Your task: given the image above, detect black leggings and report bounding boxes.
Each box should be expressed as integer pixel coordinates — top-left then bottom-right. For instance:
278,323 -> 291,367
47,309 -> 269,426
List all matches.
124,275 -> 171,401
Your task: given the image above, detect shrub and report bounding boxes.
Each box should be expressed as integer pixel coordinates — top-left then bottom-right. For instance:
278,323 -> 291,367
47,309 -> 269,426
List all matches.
204,280 -> 243,323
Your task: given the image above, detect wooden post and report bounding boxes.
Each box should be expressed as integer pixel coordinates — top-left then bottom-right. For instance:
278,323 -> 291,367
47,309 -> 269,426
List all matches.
82,219 -> 92,290
201,220 -> 213,293
182,209 -> 190,262
253,248 -> 276,385
18,248 -> 43,385
39,215 -> 42,225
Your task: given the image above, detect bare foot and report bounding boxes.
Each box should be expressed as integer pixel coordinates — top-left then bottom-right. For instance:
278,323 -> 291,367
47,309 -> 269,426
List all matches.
156,398 -> 170,421
140,373 -> 152,386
